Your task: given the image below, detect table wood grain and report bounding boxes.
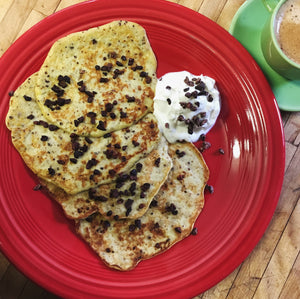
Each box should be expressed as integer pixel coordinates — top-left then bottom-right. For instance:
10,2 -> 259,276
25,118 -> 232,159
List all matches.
1,0 -> 300,298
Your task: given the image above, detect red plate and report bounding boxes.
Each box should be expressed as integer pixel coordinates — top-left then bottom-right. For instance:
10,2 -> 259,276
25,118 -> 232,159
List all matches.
0,0 -> 285,298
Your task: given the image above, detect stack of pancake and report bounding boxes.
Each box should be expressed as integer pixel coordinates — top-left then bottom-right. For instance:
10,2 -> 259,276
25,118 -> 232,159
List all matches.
6,21 -> 209,271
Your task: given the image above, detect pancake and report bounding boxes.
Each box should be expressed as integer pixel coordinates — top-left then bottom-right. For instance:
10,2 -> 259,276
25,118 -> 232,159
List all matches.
77,142 -> 209,271
35,20 -> 157,137
6,73 -> 161,194
40,136 -> 172,220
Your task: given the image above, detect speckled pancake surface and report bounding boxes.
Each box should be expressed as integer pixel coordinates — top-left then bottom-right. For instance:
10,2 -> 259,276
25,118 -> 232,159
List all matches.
6,73 -> 161,194
35,20 -> 157,137
77,142 -> 209,271
41,136 -> 172,220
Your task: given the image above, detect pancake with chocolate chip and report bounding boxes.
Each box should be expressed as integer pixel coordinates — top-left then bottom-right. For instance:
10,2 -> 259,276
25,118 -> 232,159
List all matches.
35,20 -> 157,137
40,136 -> 172,220
6,73 -> 161,194
77,142 -> 209,271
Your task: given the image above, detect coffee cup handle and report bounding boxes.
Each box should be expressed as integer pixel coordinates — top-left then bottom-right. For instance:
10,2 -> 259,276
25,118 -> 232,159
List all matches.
262,0 -> 280,12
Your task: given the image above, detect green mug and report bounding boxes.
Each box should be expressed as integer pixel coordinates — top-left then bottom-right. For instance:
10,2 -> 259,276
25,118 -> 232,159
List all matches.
261,0 -> 300,80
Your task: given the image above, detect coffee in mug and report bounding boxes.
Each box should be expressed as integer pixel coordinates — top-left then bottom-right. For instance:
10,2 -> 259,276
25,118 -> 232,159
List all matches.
275,0 -> 300,65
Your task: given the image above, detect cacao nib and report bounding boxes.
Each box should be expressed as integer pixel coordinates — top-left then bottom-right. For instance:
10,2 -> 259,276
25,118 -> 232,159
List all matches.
41,135 -> 48,141
97,120 -> 106,131
154,158 -> 161,167
48,167 -> 55,176
86,158 -> 98,169
23,95 -> 32,101
128,58 -> 134,65
51,85 -> 64,97
33,184 -> 42,191
141,183 -> 150,192
48,124 -> 59,131
85,137 -> 93,144
191,227 -> 198,235
175,227 -> 182,233
100,77 -> 109,83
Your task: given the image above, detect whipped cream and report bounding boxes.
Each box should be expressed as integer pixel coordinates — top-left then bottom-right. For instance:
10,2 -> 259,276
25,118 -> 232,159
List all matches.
153,71 -> 221,143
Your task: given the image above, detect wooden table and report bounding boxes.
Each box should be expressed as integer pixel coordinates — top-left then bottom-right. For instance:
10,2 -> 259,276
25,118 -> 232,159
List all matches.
0,0 -> 300,298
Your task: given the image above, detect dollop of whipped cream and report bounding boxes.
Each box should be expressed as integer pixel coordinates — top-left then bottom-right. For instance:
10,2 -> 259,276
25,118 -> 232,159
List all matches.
153,71 -> 221,143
